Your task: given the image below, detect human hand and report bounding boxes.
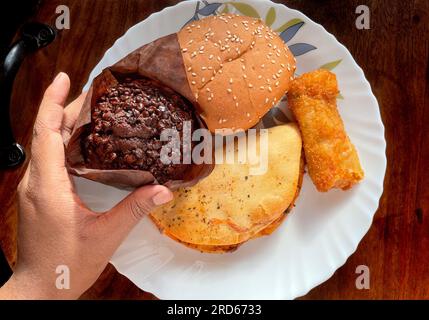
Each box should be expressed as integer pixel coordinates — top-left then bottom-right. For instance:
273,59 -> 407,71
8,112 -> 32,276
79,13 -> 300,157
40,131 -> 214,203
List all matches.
0,73 -> 173,299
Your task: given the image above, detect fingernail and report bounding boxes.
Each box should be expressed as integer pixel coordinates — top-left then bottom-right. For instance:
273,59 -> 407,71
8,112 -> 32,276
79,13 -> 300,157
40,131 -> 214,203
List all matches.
53,72 -> 65,83
152,189 -> 174,206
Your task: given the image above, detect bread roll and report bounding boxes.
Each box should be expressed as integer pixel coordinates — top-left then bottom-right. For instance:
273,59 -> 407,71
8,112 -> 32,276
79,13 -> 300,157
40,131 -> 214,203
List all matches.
178,14 -> 296,132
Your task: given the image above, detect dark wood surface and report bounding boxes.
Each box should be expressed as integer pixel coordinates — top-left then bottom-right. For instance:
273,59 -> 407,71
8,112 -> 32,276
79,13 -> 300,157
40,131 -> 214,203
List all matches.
0,0 -> 428,299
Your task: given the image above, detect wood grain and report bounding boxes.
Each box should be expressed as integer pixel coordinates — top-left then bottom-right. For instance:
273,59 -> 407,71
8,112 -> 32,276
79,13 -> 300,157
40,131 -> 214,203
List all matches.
0,0 -> 428,299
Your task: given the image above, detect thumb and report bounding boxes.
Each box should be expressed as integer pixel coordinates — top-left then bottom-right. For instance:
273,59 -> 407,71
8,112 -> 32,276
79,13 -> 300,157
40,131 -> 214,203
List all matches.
102,185 -> 173,236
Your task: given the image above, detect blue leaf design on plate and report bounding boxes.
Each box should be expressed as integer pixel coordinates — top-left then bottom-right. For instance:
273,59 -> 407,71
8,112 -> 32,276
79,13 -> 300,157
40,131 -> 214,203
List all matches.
280,22 -> 304,43
271,108 -> 289,123
183,14 -> 199,28
289,43 -> 317,56
198,3 -> 223,16
262,116 -> 276,129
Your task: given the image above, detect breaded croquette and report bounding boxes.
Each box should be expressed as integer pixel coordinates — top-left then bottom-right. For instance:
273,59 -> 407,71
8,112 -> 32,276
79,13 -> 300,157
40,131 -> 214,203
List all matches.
287,69 -> 364,192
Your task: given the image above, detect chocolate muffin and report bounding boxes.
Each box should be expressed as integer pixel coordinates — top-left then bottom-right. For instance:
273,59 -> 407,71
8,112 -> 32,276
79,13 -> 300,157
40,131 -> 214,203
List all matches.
82,78 -> 195,184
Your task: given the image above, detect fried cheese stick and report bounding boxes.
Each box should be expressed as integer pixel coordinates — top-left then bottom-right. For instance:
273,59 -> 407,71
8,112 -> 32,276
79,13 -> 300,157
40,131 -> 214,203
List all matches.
287,69 -> 364,192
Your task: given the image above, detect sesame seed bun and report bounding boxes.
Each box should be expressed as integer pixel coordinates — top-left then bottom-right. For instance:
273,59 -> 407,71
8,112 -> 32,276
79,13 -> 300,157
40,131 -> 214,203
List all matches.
178,14 -> 296,132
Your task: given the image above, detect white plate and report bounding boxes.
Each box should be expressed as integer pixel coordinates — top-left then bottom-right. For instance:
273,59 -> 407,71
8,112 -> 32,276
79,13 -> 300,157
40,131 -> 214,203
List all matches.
76,0 -> 386,299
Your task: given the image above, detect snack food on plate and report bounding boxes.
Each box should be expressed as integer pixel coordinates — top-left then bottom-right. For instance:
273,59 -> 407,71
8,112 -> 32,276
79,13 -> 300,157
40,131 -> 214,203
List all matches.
287,69 -> 364,192
178,14 -> 296,131
82,78 -> 195,184
150,124 -> 303,252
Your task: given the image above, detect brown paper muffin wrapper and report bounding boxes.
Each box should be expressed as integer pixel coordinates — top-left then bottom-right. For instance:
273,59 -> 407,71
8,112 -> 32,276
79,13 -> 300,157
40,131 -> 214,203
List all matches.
65,34 -> 213,190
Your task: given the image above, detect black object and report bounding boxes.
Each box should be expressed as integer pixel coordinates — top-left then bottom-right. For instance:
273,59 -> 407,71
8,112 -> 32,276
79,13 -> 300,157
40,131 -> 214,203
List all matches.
0,247 -> 12,286
0,22 -> 56,169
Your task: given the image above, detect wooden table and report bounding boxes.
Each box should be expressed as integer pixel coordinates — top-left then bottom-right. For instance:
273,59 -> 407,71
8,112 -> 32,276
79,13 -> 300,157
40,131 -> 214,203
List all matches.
0,0 -> 428,299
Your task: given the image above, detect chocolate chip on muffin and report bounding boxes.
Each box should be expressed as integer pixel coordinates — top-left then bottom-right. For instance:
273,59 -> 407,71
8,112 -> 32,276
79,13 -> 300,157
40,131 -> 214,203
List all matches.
82,77 -> 195,184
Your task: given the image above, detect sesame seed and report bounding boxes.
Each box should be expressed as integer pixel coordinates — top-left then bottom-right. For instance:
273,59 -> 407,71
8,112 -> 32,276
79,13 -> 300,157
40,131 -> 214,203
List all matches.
229,78 -> 233,84
202,66 -> 207,70
261,64 -> 265,68
243,74 -> 247,79
208,97 -> 212,101
202,77 -> 206,82
248,84 -> 253,88
235,102 -> 239,107
233,23 -> 238,28
209,54 -> 214,60
242,65 -> 246,70
275,81 -> 279,87
290,76 -> 294,80
233,95 -> 237,101
210,76 -> 214,81
287,66 -> 291,71
265,97 -> 269,103
188,39 -> 193,44
208,66 -> 213,70
182,48 -> 188,52
271,60 -> 276,64
227,88 -> 232,93
195,93 -> 198,99
281,63 -> 285,68
268,86 -> 272,92
246,113 -> 250,117
276,52 -> 281,57
258,75 -> 262,79
191,81 -> 196,85
187,66 -> 192,71
217,56 -> 221,62
240,58 -> 244,62
260,86 -> 264,90
218,119 -> 223,124
191,72 -> 197,77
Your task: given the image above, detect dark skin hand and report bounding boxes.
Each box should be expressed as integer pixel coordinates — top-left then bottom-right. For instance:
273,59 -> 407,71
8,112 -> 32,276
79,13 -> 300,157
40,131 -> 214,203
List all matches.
0,73 -> 173,299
